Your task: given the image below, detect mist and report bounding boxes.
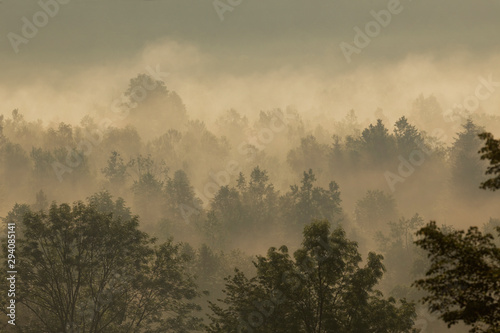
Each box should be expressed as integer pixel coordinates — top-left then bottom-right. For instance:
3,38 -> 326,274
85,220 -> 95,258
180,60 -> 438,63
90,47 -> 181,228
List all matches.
1,0 -> 500,332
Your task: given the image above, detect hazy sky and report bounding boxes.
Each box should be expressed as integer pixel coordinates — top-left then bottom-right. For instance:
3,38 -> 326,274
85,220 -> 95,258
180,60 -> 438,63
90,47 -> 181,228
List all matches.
1,0 -> 500,123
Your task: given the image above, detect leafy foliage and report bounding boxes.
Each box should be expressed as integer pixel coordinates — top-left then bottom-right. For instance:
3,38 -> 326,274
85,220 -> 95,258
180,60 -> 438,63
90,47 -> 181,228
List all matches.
413,222 -> 500,333
449,120 -> 487,196
208,220 -> 417,333
478,132 -> 500,191
0,193 -> 201,333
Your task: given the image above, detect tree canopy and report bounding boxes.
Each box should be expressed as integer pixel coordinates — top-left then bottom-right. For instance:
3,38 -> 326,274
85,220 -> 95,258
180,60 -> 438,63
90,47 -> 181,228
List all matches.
412,131 -> 500,332
208,220 -> 417,333
413,222 -> 500,333
1,193 -> 201,333
478,132 -> 500,191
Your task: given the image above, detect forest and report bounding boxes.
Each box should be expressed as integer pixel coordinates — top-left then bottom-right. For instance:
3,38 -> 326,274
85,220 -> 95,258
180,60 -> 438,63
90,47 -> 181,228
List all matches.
0,72 -> 499,332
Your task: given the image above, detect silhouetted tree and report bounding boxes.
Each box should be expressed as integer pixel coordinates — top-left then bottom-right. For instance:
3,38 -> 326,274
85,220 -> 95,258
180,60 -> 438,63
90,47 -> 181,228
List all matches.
101,151 -> 128,190
0,193 -> 202,332
394,116 -> 424,156
478,132 -> 500,191
361,119 -> 396,165
208,220 -> 417,333
282,169 -> 342,228
413,222 -> 500,333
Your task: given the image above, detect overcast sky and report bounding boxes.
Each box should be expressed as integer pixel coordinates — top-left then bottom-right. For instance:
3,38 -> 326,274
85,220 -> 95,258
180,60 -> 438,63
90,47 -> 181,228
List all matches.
1,0 -> 500,123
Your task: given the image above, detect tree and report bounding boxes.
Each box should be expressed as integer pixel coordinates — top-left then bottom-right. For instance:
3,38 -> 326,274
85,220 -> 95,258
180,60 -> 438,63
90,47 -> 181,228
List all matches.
123,74 -> 188,139
158,169 -> 204,241
130,155 -> 166,224
333,109 -> 361,139
394,116 -> 424,156
125,73 -> 168,102
360,119 -> 396,165
208,220 -> 417,333
354,189 -> 398,232
241,167 -> 279,235
413,222 -> 500,333
101,151 -> 131,196
207,185 -> 244,249
0,193 -> 201,332
0,137 -> 31,190
101,126 -> 142,158
205,167 -> 280,249
101,151 -> 128,186
283,169 -> 343,229
31,147 -> 56,185
413,132 -> 500,333
375,214 -> 427,298
44,122 -> 74,149
449,120 -> 487,197
149,129 -> 183,169
215,109 -> 249,143
163,169 -> 202,222
32,189 -> 49,212
410,94 -> 447,132
478,132 -> 500,191
287,135 -> 329,175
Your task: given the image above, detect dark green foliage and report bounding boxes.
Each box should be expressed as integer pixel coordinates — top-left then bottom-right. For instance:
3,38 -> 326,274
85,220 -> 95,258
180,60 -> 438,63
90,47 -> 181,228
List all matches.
282,169 -> 343,228
207,186 -> 242,244
413,222 -> 500,332
207,167 -> 279,249
0,193 -> 201,332
164,169 -> 202,221
241,167 -> 279,231
205,167 -> 343,250
361,119 -> 397,164
208,220 -> 417,333
159,169 -> 204,240
394,116 -> 424,156
478,132 -> 500,191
